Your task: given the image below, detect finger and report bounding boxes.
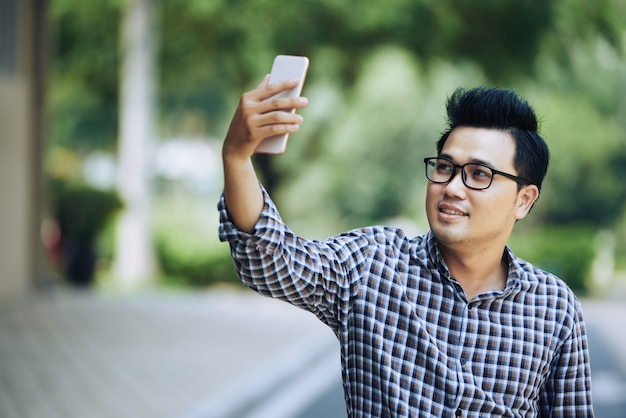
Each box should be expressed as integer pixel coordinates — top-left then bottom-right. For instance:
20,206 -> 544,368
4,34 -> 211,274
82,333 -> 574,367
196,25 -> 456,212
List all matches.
244,77 -> 299,106
258,95 -> 309,115
256,110 -> 304,127
257,122 -> 301,139
259,78 -> 302,100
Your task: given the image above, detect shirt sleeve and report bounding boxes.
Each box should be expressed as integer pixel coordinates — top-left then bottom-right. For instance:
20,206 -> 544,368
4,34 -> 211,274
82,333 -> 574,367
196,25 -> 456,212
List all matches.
218,185 -> 372,332
540,300 -> 594,417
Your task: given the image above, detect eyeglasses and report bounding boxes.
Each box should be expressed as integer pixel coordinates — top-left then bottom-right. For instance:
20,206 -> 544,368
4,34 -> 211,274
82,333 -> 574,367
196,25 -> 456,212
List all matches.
424,157 -> 530,190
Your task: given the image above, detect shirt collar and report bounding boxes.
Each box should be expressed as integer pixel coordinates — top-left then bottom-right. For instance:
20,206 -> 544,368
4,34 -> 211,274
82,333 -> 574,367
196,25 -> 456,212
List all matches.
424,230 -> 450,277
423,231 -> 522,296
503,245 -> 523,291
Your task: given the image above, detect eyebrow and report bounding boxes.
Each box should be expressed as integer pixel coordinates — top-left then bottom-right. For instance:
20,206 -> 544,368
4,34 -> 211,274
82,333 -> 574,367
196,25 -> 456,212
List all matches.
438,153 -> 496,168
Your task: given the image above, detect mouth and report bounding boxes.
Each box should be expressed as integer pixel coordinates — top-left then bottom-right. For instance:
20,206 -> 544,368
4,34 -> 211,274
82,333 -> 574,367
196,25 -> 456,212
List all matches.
439,205 -> 468,217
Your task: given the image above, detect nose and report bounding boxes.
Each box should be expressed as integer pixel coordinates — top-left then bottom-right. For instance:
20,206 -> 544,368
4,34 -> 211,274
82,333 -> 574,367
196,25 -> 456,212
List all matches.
443,168 -> 467,198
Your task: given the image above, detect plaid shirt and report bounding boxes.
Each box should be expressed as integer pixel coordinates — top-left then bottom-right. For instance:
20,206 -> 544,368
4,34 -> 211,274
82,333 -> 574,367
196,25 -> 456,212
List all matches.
218,188 -> 594,417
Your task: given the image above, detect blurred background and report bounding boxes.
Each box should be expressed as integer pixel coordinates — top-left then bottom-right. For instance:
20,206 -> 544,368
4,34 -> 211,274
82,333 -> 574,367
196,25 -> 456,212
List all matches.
1,0 -> 626,417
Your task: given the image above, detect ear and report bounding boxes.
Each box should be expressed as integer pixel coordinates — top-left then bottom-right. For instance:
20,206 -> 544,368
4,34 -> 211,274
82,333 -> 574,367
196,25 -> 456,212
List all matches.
514,185 -> 540,220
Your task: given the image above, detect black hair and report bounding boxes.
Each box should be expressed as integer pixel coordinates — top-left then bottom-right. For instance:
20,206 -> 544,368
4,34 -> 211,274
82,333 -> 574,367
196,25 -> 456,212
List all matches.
437,87 -> 550,192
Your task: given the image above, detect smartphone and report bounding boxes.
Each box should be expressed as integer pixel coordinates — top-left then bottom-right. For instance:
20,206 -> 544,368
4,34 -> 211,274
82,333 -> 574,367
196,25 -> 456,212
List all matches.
255,55 -> 309,154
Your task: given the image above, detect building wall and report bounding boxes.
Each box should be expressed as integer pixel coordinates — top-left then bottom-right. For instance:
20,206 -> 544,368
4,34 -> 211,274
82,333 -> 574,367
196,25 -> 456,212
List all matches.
0,0 -> 47,300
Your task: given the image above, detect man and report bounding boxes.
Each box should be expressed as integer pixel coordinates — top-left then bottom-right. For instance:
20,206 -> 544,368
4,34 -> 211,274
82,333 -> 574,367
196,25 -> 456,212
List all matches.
218,76 -> 594,417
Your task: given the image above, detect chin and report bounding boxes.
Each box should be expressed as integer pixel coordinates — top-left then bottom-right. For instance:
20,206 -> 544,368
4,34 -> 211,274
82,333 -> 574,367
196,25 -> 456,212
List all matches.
430,226 -> 469,247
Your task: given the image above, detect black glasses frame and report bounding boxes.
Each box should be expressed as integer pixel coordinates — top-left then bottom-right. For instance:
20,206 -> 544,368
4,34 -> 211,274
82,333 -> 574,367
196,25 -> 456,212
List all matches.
423,156 -> 530,190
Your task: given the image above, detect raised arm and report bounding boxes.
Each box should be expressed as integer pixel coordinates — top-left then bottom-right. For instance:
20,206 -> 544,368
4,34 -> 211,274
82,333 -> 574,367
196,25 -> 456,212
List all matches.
222,76 -> 308,233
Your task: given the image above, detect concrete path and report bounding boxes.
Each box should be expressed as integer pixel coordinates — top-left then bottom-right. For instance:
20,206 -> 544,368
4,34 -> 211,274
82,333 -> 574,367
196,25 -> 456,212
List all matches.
0,287 -> 338,418
0,287 -> 624,418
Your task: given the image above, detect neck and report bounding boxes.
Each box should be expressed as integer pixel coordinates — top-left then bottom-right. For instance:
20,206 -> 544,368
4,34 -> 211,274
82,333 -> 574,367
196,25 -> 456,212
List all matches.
438,243 -> 508,301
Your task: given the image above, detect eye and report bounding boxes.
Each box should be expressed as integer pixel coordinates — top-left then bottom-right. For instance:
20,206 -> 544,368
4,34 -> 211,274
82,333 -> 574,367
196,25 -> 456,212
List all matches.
469,165 -> 492,179
435,160 -> 454,173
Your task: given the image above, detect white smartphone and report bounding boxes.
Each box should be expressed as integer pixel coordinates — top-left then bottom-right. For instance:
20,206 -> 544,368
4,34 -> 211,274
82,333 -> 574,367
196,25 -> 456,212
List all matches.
255,55 -> 309,154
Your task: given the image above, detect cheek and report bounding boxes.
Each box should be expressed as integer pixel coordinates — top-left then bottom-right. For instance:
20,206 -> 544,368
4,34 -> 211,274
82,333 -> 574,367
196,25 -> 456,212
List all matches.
476,193 -> 518,222
425,185 -> 439,210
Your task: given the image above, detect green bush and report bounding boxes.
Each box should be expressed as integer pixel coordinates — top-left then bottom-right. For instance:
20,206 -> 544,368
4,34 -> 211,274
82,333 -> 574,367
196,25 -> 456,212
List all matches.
509,226 -> 596,295
150,193 -> 242,288
154,235 -> 240,288
50,180 -> 122,243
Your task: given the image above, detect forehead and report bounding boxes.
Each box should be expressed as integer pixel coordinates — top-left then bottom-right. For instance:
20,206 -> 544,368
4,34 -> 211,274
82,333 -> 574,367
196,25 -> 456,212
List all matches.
440,127 -> 516,169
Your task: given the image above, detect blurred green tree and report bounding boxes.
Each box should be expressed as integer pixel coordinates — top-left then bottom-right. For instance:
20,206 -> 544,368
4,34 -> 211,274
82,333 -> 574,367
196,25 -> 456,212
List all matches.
529,91 -> 626,227
49,0 -> 624,146
48,0 -> 120,151
47,0 -> 626,232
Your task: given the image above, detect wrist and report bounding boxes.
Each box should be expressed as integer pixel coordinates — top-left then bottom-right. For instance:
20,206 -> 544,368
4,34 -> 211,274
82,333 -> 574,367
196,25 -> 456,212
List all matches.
222,145 -> 252,168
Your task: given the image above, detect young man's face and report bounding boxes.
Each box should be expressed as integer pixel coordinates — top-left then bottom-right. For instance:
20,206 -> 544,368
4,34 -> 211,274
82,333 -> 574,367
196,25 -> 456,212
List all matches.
425,127 -> 537,252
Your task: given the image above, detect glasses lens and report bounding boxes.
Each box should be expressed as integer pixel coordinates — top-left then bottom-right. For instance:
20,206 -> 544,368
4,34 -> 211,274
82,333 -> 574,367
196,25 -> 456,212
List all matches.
463,164 -> 493,189
426,158 -> 454,183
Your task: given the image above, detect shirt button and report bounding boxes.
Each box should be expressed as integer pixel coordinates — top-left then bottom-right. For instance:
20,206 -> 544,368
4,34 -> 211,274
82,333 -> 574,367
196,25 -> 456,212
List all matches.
455,408 -> 462,416
460,357 -> 467,366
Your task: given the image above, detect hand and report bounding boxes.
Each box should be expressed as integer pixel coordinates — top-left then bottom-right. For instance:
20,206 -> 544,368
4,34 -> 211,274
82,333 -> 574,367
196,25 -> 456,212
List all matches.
222,75 -> 309,162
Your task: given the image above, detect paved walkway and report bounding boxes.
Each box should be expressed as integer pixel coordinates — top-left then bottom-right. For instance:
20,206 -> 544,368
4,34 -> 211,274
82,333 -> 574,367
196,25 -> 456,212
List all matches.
0,286 -> 624,418
0,287 -> 339,418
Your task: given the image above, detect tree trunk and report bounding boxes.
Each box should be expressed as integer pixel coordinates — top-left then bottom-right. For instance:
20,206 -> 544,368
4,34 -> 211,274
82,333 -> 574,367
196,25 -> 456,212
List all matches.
114,0 -> 157,285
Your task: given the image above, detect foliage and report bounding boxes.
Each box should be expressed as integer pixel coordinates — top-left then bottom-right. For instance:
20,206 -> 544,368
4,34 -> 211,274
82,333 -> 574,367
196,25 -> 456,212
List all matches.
48,0 -> 120,151
151,194 -> 240,287
509,226 -> 597,295
616,210 -> 626,271
50,180 -> 122,243
525,90 -> 626,227
275,49 -> 486,236
48,0 -> 625,149
155,239 -> 239,287
46,0 -> 626,286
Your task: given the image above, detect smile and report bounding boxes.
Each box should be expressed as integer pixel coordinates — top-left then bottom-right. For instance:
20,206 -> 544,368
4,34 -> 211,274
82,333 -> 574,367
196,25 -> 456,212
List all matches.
439,207 -> 467,216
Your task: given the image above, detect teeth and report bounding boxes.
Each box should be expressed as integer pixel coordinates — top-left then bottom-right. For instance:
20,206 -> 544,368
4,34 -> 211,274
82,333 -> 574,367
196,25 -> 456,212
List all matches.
441,208 -> 465,216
